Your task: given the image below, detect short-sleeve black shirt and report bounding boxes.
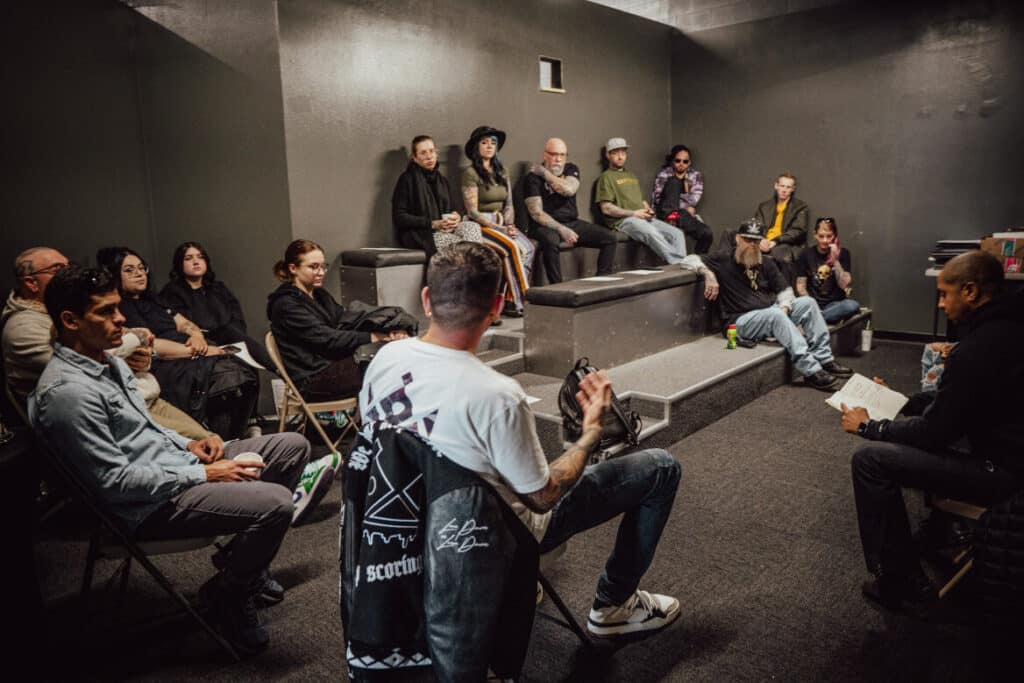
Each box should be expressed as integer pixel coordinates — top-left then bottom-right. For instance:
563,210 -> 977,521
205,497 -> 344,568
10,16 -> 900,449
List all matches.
522,162 -> 580,224
701,253 -> 790,325
799,246 -> 851,306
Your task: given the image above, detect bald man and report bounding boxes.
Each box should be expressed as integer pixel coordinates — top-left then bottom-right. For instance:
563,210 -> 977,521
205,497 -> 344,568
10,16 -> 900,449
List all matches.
524,138 -> 617,283
842,250 -> 1024,613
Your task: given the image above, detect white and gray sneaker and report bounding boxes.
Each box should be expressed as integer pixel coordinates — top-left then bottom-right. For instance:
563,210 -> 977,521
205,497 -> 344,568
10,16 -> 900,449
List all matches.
292,454 -> 335,525
587,589 -> 680,637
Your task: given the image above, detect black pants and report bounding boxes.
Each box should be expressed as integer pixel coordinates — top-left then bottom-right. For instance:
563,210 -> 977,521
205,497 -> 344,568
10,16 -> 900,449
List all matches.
533,219 -> 617,284
851,441 -> 1021,577
656,177 -> 713,254
300,357 -> 362,402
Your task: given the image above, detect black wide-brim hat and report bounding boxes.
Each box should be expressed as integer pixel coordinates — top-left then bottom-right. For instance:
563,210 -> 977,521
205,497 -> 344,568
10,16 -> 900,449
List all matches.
464,125 -> 507,159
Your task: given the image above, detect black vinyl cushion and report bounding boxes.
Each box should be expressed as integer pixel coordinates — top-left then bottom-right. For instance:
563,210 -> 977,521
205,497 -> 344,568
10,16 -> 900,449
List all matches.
340,249 -> 427,268
525,269 -> 698,308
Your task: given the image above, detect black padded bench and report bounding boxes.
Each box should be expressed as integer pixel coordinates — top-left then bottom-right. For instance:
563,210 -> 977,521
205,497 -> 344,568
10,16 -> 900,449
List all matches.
337,248 -> 428,323
524,268 -> 708,376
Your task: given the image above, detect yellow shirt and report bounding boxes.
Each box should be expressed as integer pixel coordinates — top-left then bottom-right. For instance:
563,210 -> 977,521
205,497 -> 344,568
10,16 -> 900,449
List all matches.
766,199 -> 788,241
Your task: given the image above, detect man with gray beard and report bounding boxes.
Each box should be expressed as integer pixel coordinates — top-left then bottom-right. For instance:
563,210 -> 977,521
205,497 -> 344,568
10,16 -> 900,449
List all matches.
681,218 -> 851,391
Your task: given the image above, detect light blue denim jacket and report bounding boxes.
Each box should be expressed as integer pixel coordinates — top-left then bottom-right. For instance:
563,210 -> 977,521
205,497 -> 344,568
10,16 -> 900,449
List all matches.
29,343 -> 207,529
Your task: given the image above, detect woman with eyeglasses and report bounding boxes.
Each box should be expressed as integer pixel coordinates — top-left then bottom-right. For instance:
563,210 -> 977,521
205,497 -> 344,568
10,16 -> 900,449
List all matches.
650,144 -> 713,254
267,239 -> 411,401
796,217 -> 861,323
96,247 -> 259,439
159,241 -> 274,371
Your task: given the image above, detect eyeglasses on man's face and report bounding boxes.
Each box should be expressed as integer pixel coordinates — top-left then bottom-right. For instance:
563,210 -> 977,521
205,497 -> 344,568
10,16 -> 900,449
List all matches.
27,262 -> 69,277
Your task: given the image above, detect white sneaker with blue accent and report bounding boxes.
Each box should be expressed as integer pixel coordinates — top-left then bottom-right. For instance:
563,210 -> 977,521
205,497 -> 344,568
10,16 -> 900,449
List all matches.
587,589 -> 680,637
292,454 -> 335,525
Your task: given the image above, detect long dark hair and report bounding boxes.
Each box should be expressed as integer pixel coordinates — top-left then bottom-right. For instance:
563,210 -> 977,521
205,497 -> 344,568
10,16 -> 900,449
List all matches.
273,239 -> 324,283
96,246 -> 150,296
169,241 -> 216,286
468,136 -> 506,188
663,144 -> 691,167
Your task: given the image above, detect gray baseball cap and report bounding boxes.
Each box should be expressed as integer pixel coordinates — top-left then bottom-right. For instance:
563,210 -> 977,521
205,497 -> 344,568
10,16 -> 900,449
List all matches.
605,137 -> 629,152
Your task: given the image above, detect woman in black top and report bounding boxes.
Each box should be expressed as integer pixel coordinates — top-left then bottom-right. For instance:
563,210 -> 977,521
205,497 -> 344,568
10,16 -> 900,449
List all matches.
96,246 -> 258,439
796,217 -> 861,323
267,239 -> 414,401
160,241 -> 274,370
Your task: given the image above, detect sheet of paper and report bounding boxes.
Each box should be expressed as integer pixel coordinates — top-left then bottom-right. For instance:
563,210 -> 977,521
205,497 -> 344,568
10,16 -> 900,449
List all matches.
580,276 -> 623,282
620,269 -> 663,275
220,341 -> 267,371
825,373 -> 908,421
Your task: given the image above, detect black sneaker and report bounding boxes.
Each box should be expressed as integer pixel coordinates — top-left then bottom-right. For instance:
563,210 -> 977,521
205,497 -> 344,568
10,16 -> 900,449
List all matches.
822,360 -> 853,378
200,575 -> 270,655
804,370 -> 839,391
254,570 -> 285,607
861,571 -> 937,616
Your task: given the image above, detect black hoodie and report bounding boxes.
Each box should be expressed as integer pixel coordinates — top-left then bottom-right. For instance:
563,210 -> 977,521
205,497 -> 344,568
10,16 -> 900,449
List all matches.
267,283 -> 372,383
863,290 -> 1024,475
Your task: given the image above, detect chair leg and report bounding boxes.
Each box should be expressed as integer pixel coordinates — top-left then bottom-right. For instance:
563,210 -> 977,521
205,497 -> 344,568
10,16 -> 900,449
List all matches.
939,557 -> 974,599
538,572 -> 591,647
305,406 -> 340,453
131,551 -> 240,662
80,529 -> 100,602
117,557 -> 132,604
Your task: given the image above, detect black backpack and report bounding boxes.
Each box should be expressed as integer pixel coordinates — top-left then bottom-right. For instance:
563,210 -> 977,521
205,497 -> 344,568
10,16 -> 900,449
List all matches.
557,357 -> 642,453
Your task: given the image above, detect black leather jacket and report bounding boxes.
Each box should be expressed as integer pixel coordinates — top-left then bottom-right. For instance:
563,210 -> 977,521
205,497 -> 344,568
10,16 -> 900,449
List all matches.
340,424 -> 538,682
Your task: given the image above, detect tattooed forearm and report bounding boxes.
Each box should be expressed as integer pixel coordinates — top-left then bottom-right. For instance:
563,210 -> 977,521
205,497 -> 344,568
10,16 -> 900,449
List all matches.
525,196 -> 566,232
462,185 -> 498,229
523,427 -> 601,513
600,201 -> 636,219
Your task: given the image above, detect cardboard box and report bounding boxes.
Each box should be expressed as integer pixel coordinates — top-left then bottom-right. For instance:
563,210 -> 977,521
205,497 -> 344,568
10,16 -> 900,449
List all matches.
981,236 -> 1024,273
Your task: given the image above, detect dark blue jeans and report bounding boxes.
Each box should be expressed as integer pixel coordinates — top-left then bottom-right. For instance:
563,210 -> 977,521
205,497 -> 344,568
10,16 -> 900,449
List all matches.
539,448 -> 681,605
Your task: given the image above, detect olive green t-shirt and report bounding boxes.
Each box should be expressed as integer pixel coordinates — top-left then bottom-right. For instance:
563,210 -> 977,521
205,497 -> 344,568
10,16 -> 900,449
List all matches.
595,168 -> 644,229
462,166 -> 508,214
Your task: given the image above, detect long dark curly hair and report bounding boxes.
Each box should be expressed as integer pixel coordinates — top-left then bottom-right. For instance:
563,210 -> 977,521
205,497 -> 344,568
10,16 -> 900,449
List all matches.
468,136 -> 507,188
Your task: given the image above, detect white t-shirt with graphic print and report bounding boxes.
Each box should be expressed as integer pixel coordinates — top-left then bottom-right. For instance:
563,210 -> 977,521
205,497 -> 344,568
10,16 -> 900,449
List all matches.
359,337 -> 551,541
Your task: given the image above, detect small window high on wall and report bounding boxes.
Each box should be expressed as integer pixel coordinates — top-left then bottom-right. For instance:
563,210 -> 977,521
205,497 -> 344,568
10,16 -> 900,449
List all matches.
539,56 -> 564,93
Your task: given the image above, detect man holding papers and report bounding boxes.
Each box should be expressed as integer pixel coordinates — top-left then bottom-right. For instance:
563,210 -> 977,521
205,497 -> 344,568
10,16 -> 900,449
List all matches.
841,251 -> 1024,613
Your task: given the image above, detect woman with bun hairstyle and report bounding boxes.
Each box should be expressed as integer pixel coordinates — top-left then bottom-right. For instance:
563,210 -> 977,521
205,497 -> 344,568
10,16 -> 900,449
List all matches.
96,246 -> 258,439
267,239 -> 413,401
462,125 -> 535,316
160,241 -> 274,370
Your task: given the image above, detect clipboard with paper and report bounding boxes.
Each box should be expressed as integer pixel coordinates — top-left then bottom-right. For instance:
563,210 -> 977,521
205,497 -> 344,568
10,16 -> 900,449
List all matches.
825,373 -> 908,421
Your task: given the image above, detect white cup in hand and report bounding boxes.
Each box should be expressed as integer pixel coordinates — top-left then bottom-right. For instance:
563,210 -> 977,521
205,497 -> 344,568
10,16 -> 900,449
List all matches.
234,452 -> 264,477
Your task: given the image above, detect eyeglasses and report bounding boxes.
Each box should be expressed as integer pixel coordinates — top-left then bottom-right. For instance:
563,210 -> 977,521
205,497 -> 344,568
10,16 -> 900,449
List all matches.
304,263 -> 329,273
122,264 -> 149,275
27,262 -> 68,277
673,158 -> 691,164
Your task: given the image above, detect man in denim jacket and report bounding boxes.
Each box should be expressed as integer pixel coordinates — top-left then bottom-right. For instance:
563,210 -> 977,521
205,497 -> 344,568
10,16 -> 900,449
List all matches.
29,265 -> 310,655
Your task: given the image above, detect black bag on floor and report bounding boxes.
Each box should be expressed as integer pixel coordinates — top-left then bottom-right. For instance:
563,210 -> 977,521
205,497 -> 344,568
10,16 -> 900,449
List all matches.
557,357 -> 641,451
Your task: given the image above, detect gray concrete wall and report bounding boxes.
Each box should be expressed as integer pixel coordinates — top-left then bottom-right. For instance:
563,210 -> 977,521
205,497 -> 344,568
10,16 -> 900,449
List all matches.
276,0 -> 674,269
132,0 -> 293,333
0,1 -> 153,293
671,0 -> 1024,334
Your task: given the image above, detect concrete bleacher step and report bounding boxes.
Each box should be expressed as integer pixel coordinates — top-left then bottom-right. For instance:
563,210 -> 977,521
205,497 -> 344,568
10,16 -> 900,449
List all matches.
511,308 -> 872,457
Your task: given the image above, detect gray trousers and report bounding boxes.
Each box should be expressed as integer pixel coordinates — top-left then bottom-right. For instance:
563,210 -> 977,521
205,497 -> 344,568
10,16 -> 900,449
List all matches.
135,433 -> 311,585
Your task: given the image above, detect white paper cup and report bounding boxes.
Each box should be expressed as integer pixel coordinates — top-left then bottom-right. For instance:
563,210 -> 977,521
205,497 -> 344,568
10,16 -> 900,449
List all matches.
234,452 -> 264,477
861,329 -> 873,352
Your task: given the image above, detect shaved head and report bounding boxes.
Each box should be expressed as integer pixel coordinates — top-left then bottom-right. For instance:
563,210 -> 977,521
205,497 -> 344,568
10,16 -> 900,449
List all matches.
542,138 -> 568,174
14,247 -> 68,299
940,250 -> 1004,299
545,138 -> 567,154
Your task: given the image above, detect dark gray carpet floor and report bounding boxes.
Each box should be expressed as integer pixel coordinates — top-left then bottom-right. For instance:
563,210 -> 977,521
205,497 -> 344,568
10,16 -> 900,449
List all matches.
33,340 -> 1006,681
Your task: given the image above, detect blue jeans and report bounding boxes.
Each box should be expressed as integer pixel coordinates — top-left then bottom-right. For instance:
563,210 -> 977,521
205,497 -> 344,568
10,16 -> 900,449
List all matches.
616,216 -> 688,264
539,449 -> 681,605
735,296 -> 834,377
820,298 -> 860,323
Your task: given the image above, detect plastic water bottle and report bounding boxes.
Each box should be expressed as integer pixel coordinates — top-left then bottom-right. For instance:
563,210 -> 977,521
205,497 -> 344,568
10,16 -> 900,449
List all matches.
727,324 -> 737,349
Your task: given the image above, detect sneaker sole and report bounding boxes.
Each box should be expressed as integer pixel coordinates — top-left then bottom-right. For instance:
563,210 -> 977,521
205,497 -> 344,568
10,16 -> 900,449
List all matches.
586,601 -> 681,637
292,465 -> 335,526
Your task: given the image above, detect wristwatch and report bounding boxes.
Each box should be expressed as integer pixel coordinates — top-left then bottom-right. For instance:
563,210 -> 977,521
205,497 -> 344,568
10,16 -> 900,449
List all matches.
856,420 -> 869,437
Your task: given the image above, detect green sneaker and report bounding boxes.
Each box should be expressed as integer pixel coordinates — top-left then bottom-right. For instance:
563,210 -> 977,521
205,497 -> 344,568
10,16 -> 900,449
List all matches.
292,454 -> 335,526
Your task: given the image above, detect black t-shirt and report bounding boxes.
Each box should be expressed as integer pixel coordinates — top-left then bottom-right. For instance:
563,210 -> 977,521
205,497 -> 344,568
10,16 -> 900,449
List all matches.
799,246 -> 850,305
702,253 -> 789,325
523,162 -> 580,224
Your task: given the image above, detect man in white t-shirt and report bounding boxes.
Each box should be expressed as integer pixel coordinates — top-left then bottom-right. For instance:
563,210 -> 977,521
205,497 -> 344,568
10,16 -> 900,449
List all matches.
360,242 -> 682,638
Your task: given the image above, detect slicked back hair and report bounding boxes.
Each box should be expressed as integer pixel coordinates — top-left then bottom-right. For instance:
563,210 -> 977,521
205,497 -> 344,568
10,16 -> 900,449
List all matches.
44,265 -> 117,332
426,243 -> 502,330
941,250 -> 1005,299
